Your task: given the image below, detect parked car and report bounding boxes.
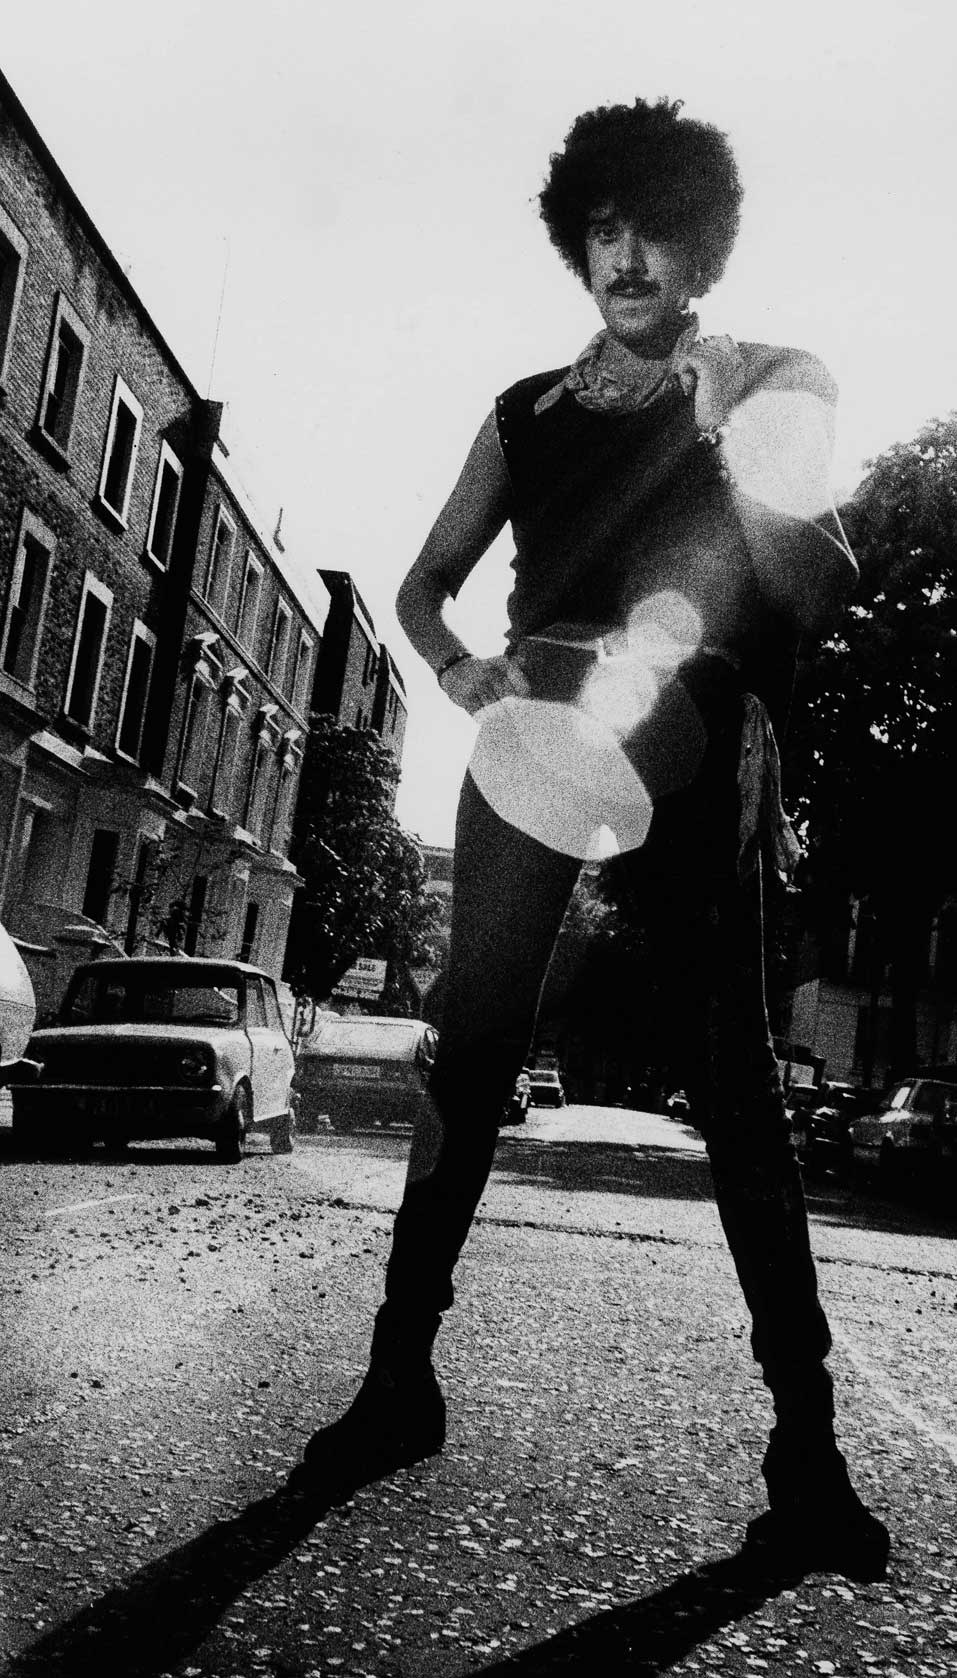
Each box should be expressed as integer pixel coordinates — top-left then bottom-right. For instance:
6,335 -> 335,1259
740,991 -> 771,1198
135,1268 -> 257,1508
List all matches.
848,1078 -> 957,1194
0,922 -> 38,1088
801,1083 -> 876,1177
665,1089 -> 690,1121
527,1067 -> 565,1107
9,958 -> 296,1161
503,1069 -> 531,1126
295,1015 -> 438,1131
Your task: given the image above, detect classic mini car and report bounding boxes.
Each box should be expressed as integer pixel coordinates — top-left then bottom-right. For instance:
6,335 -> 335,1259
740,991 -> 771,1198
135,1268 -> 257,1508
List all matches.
0,921 -> 38,1088
848,1078 -> 957,1193
295,1014 -> 438,1131
527,1067 -> 566,1108
8,958 -> 296,1161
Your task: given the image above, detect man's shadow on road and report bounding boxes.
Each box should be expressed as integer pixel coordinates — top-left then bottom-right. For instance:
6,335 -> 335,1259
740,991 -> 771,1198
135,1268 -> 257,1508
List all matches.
3,1458 -> 809,1678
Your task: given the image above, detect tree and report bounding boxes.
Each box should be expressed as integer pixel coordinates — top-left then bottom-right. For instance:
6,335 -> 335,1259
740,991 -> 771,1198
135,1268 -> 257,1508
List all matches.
781,414 -> 957,1076
284,716 -> 443,1009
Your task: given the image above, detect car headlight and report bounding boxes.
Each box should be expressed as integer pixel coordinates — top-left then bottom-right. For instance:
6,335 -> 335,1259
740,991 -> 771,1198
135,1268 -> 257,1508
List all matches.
179,1049 -> 212,1081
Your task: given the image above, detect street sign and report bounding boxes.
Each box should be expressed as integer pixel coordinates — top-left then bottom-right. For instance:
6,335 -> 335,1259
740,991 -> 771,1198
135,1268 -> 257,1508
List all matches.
409,966 -> 437,1000
333,957 -> 387,1000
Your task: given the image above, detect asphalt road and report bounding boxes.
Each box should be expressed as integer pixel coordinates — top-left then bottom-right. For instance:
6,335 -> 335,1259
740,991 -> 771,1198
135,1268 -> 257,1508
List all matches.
0,1104 -> 956,1678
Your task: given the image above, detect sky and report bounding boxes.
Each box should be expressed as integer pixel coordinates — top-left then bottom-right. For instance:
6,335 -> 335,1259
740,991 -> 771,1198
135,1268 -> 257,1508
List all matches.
4,0 -> 957,844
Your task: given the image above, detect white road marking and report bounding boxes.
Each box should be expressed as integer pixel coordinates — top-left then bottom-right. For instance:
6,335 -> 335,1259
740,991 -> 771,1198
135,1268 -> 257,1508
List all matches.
842,1339 -> 957,1467
44,1194 -> 140,1218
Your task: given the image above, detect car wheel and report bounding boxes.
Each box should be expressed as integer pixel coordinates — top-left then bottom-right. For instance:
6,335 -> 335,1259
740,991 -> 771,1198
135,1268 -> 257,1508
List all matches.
270,1110 -> 294,1154
878,1139 -> 897,1197
216,1085 -> 250,1163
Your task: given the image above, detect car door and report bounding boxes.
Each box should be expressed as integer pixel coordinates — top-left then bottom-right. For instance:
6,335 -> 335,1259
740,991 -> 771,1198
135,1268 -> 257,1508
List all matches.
261,977 -> 296,1110
245,977 -> 284,1119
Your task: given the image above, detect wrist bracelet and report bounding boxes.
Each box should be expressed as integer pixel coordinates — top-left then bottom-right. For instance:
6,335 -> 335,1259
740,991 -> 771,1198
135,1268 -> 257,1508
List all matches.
436,650 -> 473,689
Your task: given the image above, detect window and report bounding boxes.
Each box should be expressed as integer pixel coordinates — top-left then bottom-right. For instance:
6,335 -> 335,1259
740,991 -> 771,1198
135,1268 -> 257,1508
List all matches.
362,640 -> 378,686
64,572 -> 113,730
145,442 -> 183,568
267,598 -> 291,688
246,976 -> 268,1028
98,376 -> 143,524
244,736 -> 273,840
261,980 -> 284,1034
239,901 -> 259,964
0,205 -> 28,390
183,875 -> 208,958
211,703 -> 242,819
236,552 -> 263,649
37,294 -> 89,455
204,506 -> 236,616
1,511 -> 54,689
291,629 -> 314,711
178,672 -> 218,801
82,828 -> 120,926
116,620 -> 156,763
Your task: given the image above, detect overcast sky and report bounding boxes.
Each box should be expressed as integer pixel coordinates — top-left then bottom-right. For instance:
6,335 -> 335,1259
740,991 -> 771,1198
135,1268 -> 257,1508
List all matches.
4,0 -> 956,844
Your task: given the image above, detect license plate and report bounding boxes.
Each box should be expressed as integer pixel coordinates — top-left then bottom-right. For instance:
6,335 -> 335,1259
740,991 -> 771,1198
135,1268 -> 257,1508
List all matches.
333,1063 -> 381,1081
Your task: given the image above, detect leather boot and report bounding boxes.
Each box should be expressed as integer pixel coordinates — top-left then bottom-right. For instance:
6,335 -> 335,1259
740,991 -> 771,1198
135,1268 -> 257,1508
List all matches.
747,1389 -> 889,1580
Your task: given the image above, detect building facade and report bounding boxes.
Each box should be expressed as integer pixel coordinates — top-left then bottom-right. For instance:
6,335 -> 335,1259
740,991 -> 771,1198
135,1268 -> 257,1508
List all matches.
312,568 -> 408,776
0,71 -> 328,1010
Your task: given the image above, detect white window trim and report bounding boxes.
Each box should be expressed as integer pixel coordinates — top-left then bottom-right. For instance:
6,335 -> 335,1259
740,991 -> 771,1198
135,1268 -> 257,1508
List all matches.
237,550 -> 264,648
0,508 -> 55,692
115,619 -> 157,764
292,628 -> 314,711
0,204 -> 28,392
267,597 -> 292,688
176,666 -> 219,800
97,374 -> 143,527
145,440 -> 184,569
37,292 -> 90,457
64,571 -> 113,730
204,504 -> 237,615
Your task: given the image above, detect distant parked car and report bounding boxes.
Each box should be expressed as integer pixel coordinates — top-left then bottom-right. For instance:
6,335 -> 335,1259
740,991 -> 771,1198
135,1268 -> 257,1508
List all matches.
665,1089 -> 690,1121
802,1083 -> 876,1177
9,958 -> 296,1161
848,1078 -> 957,1194
503,1070 -> 531,1125
0,922 -> 38,1088
527,1067 -> 565,1108
295,1014 -> 438,1131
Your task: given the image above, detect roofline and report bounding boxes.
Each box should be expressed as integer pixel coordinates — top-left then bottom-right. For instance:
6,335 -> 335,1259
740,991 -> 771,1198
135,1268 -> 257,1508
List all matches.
0,67 -> 201,405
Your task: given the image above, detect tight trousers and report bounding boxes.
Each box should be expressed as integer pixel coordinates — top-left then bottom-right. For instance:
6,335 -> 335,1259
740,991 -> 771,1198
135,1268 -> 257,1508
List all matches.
376,679 -> 833,1412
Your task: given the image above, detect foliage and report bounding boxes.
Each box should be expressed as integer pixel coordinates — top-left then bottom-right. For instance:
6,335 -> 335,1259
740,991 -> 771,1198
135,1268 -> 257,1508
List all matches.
780,414 -> 957,1073
284,715 -> 443,1009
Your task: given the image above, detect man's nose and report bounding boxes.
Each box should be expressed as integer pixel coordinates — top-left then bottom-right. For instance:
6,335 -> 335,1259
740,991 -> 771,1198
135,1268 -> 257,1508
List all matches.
615,226 -> 648,272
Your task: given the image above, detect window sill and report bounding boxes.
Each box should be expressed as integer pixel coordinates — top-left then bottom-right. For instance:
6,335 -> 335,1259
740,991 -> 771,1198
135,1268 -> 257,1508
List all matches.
93,493 -> 129,534
30,424 -> 72,472
0,668 -> 41,717
142,546 -> 170,574
58,710 -> 92,745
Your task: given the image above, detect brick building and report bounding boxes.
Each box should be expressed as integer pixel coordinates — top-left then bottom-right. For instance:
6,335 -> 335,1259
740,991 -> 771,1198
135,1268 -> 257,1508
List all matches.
312,567 -> 408,767
0,70 -> 328,1009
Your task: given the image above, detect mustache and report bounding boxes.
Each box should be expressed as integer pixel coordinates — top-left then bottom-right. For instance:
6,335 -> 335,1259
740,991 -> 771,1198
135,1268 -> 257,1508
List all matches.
607,275 -> 661,295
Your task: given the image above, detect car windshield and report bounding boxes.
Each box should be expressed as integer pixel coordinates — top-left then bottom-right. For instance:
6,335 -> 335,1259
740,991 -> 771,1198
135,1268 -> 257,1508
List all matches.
532,1071 -> 560,1082
308,1020 -> 419,1059
61,971 -> 241,1027
909,1081 -> 957,1119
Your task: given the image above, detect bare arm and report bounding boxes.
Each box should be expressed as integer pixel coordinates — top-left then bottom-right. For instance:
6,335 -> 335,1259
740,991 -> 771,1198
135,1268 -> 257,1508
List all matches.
396,410 -> 530,713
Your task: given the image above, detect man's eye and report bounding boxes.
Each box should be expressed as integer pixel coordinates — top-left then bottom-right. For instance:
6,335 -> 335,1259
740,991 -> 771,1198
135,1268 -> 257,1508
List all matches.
592,222 -> 619,243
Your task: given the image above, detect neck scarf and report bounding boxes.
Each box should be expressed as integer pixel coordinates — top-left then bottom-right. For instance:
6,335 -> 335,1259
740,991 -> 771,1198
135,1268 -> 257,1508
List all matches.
534,316 -> 701,417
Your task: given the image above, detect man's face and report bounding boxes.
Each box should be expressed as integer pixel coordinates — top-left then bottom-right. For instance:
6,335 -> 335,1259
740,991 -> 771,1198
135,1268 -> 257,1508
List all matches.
584,205 -> 696,354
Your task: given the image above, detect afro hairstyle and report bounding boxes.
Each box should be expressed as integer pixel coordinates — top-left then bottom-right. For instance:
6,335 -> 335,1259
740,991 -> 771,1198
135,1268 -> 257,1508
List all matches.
538,97 -> 743,294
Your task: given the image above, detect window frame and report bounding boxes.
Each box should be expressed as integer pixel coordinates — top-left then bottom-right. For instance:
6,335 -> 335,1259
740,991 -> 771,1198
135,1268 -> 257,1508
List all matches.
236,550 -> 264,650
0,508 -> 54,692
204,503 -> 236,617
291,627 -> 314,712
63,570 -> 113,732
36,292 -> 90,459
115,618 -> 157,764
267,597 -> 292,690
145,440 -> 184,570
97,374 -> 143,527
0,204 -> 28,393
